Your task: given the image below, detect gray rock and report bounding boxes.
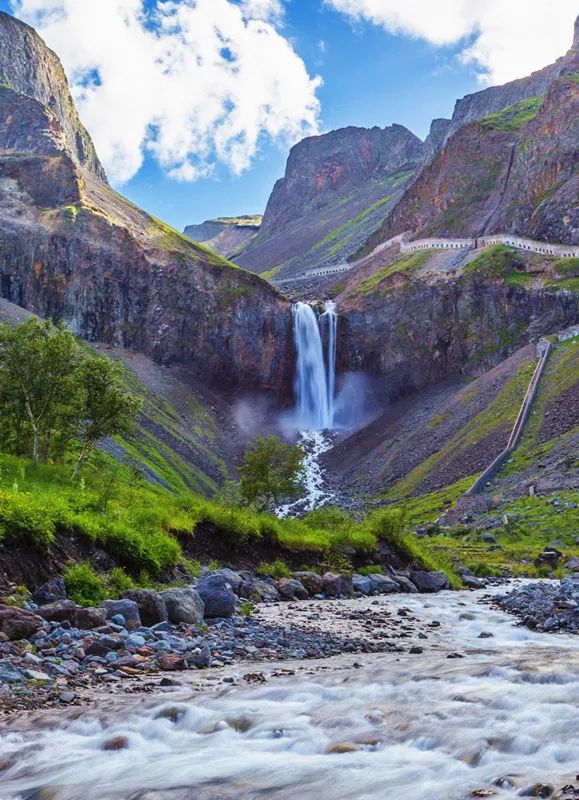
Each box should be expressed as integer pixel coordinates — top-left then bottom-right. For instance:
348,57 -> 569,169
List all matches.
74,607 -> 107,629
212,568 -> 243,594
352,574 -> 373,595
368,574 -> 399,594
410,571 -> 450,593
292,572 -> 323,596
197,574 -> 236,618
462,575 -> 486,590
37,599 -> 78,624
277,578 -> 308,600
0,659 -> 25,683
101,599 -> 141,629
31,577 -> 66,606
160,588 -> 204,625
0,604 -> 44,640
123,590 -> 168,627
322,573 -> 353,597
250,579 -> 280,602
392,575 -> 419,593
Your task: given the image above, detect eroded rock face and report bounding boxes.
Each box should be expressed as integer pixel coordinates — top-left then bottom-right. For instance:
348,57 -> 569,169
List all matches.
0,10 -> 105,180
340,274 -> 579,397
366,40 -> 578,246
0,13 -> 293,396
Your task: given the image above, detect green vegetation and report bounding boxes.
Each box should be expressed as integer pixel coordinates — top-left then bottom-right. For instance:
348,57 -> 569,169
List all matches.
257,559 -> 292,579
463,244 -> 525,281
479,95 -> 544,131
211,215 -> 262,228
552,257 -> 579,277
385,359 -> 536,499
0,319 -> 141,470
239,435 -> 305,512
0,450 -> 459,584
419,490 -> 579,578
259,265 -> 281,281
63,562 -> 110,606
315,195 -> 394,251
356,250 -> 432,294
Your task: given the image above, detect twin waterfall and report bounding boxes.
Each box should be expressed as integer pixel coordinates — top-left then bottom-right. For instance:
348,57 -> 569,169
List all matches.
293,300 -> 337,431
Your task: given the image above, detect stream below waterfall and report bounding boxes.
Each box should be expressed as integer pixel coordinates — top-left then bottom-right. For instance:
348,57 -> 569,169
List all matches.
1,587 -> 577,800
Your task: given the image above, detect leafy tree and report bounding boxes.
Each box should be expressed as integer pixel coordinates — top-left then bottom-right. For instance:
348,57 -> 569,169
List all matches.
72,357 -> 141,478
238,434 -> 304,512
0,319 -> 79,465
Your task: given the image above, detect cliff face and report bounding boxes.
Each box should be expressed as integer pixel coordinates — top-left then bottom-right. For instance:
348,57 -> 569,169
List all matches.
0,13 -> 292,394
183,216 -> 261,260
339,271 -> 579,399
0,10 -> 106,181
366,59 -> 578,246
235,125 -> 424,286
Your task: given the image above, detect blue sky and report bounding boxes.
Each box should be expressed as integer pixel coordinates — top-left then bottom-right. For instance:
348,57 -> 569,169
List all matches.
2,0 -> 576,232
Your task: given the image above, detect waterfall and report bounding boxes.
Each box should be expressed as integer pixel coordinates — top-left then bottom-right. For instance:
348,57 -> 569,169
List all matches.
292,300 -> 337,431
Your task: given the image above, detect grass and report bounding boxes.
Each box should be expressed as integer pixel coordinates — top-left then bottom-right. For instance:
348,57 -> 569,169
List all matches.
211,215 -> 262,228
356,250 -> 432,294
383,358 -> 536,500
479,95 -> 544,132
259,265 -> 281,281
420,490 -> 579,577
0,452 -> 457,585
314,195 -> 394,251
462,244 -> 525,281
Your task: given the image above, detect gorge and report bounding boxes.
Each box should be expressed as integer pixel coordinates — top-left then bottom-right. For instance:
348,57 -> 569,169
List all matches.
0,6 -> 577,799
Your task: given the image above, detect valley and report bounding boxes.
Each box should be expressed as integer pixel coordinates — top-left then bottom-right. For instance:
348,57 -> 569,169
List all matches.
0,6 -> 577,799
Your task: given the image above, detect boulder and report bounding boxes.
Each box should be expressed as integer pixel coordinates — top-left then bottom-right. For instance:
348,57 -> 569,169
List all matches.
368,574 -> 399,594
0,604 -> 44,640
250,578 -> 280,602
564,556 -> 579,573
352,574 -> 373,595
123,589 -> 168,627
534,548 -> 563,569
74,607 -> 107,629
392,575 -> 419,594
462,575 -> 486,590
197,574 -> 236,618
160,588 -> 204,626
31,577 -> 66,606
101,599 -> 141,629
37,599 -> 78,624
293,572 -> 323,596
212,568 -> 243,595
410,571 -> 450,593
277,578 -> 308,600
158,653 -> 186,671
322,573 -> 353,597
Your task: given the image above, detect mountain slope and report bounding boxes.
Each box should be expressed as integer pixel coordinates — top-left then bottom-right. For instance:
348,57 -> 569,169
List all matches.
183,215 -> 262,260
363,26 -> 578,249
235,125 -> 424,286
0,12 -> 292,395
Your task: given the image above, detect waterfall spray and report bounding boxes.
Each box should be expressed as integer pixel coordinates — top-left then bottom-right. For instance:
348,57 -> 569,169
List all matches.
292,300 -> 337,431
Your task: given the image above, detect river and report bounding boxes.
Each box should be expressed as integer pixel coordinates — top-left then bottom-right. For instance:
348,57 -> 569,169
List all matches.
0,586 -> 577,800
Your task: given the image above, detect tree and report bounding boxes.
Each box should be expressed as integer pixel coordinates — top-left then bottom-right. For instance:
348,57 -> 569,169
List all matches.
238,435 -> 304,512
0,319 -> 79,465
72,357 -> 142,478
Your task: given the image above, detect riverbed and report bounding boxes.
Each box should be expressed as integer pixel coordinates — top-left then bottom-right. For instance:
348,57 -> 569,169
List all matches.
0,587 -> 577,800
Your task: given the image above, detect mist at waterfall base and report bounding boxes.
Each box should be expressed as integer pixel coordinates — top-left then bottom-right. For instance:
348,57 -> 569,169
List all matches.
280,301 -> 376,436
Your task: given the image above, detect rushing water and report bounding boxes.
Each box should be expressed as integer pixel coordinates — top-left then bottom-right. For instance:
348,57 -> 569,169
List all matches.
1,588 -> 577,800
292,301 -> 337,431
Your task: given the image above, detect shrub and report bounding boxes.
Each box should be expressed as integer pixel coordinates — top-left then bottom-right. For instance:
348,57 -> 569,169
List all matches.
257,559 -> 291,579
358,565 -> 383,575
0,493 -> 56,548
107,567 -> 134,597
239,601 -> 254,617
64,562 -> 109,607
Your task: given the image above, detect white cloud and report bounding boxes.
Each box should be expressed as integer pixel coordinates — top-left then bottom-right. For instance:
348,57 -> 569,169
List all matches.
11,0 -> 321,183
324,0 -> 577,85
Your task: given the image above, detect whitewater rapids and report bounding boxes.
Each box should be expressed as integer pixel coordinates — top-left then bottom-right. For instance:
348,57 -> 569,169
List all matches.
0,587 -> 577,800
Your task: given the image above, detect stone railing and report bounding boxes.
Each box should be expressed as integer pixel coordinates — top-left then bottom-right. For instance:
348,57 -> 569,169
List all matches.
465,338 -> 552,496
401,234 -> 579,258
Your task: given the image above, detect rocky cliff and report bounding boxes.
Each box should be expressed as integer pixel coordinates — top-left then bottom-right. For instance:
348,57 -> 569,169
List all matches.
0,12 -> 292,394
183,216 -> 261,260
235,125 -> 424,287
363,21 -> 578,247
